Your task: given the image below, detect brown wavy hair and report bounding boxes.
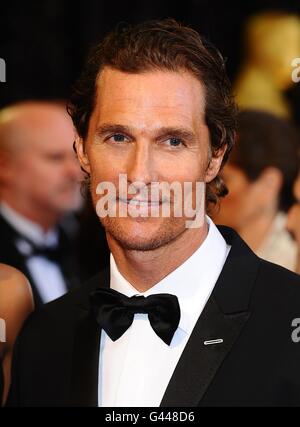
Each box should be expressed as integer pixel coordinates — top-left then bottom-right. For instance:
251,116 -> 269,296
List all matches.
68,19 -> 237,210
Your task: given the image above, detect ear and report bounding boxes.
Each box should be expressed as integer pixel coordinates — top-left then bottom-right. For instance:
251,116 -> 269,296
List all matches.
75,136 -> 91,174
205,145 -> 227,183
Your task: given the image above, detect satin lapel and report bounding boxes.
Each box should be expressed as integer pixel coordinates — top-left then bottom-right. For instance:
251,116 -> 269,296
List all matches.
161,226 -> 259,407
160,297 -> 250,407
69,269 -> 110,407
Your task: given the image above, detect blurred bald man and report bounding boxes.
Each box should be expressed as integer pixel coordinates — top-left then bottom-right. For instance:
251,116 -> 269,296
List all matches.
0,101 -> 83,306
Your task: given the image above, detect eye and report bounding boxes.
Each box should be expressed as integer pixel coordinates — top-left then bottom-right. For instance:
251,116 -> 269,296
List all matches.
166,137 -> 184,147
107,133 -> 128,143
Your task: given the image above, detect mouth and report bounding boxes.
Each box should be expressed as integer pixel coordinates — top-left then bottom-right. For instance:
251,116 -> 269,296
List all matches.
118,197 -> 162,206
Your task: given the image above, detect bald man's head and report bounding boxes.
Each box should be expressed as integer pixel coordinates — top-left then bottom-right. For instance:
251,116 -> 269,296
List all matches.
0,101 -> 83,228
0,101 -> 75,154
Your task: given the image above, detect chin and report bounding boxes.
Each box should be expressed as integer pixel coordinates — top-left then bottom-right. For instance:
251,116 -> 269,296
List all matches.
112,237 -> 166,251
101,216 -> 186,252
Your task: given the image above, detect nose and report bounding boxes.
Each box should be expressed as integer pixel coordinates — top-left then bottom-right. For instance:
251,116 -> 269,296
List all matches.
126,140 -> 157,186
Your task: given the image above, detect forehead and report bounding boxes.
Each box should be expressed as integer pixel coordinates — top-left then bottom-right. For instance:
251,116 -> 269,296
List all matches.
92,67 -> 206,130
13,108 -> 74,153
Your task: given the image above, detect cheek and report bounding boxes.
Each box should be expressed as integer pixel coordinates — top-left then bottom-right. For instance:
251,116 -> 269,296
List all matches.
27,161 -> 64,193
88,147 -> 123,177
157,153 -> 205,183
11,160 -> 40,187
89,158 -> 121,187
29,163 -> 57,185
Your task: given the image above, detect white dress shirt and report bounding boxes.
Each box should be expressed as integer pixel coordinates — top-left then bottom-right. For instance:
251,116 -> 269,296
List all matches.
0,201 -> 68,303
98,216 -> 230,407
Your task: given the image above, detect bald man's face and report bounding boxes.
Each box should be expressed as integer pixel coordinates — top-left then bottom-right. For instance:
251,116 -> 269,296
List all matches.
0,105 -> 83,215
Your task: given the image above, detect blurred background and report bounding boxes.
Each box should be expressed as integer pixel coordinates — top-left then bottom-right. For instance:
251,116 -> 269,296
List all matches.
1,0 -> 299,120
0,0 -> 300,308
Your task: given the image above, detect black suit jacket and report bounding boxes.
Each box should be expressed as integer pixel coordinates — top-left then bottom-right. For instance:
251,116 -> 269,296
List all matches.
7,226 -> 300,406
0,213 -> 80,306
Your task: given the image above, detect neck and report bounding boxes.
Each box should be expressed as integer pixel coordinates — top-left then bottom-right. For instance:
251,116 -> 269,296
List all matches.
0,194 -> 60,232
107,220 -> 209,292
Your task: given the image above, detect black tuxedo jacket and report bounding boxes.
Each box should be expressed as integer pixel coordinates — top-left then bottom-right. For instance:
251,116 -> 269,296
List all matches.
7,226 -> 300,407
0,213 -> 80,307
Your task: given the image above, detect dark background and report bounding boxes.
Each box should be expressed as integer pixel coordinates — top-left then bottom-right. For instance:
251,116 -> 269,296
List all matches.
0,0 -> 299,120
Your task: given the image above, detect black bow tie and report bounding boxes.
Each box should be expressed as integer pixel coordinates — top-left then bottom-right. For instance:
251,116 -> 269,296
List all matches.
16,235 -> 63,263
89,288 -> 181,345
29,245 -> 62,262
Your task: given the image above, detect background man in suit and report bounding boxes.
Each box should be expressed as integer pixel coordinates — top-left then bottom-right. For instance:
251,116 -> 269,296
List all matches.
8,19 -> 300,407
0,101 -> 83,306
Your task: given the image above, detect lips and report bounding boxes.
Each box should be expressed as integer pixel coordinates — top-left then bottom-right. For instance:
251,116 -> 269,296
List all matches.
118,197 -> 162,205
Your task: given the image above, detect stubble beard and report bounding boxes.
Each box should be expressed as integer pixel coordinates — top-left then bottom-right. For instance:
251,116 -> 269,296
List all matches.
99,215 -> 188,252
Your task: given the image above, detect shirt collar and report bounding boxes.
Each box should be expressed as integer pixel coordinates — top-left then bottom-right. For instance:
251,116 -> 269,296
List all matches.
110,216 -> 230,336
0,201 -> 58,247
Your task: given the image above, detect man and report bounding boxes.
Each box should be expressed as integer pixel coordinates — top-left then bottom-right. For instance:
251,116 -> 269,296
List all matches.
0,101 -> 83,306
8,20 -> 300,407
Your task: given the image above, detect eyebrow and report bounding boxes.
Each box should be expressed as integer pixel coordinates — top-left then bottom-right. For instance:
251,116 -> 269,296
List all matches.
95,124 -> 132,138
95,123 -> 197,143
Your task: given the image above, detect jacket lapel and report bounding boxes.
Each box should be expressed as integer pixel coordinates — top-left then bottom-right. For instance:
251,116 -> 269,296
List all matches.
161,226 -> 260,406
160,298 -> 250,407
69,268 -> 110,407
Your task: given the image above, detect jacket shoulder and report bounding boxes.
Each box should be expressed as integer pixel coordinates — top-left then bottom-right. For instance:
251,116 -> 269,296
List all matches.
258,258 -> 300,288
252,258 -> 300,315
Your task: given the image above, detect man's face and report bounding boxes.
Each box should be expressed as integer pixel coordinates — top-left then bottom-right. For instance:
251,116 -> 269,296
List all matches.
77,68 -> 225,251
3,107 -> 83,214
